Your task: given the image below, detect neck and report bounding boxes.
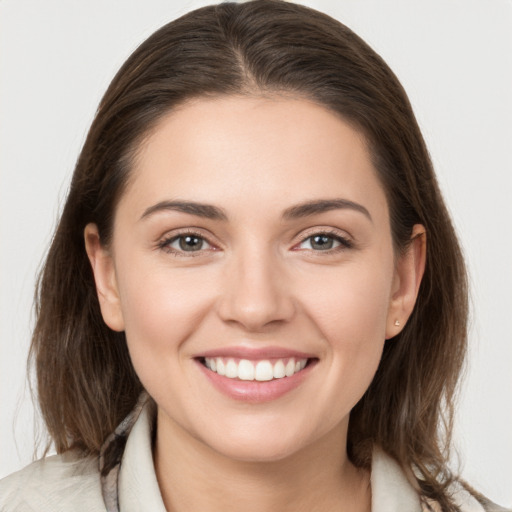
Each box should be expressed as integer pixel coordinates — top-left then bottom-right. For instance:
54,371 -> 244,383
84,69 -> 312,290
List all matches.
154,411 -> 371,512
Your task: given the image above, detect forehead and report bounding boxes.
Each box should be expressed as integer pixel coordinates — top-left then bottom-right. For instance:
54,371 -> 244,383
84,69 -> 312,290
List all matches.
119,95 -> 388,223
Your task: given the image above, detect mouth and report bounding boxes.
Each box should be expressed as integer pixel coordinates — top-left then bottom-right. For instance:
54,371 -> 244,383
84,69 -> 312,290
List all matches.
194,350 -> 318,402
198,356 -> 314,382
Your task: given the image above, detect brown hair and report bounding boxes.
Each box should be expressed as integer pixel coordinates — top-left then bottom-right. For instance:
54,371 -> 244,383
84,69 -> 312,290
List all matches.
30,1 -> 468,509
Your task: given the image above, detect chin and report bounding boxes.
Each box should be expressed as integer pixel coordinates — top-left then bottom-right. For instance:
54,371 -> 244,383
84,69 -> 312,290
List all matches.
196,414 -> 335,465
209,435 -> 307,464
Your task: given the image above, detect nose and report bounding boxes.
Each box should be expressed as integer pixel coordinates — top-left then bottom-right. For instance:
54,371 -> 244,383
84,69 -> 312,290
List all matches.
217,247 -> 296,332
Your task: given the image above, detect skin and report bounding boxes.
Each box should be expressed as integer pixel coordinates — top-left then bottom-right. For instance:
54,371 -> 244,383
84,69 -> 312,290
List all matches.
85,95 -> 426,512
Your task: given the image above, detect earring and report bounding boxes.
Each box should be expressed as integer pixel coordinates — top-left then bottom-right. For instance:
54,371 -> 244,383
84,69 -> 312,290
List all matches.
394,320 -> 400,326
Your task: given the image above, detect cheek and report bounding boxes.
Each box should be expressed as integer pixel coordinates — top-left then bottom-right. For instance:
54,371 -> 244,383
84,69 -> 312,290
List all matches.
297,257 -> 394,403
301,257 -> 393,341
115,259 -> 216,378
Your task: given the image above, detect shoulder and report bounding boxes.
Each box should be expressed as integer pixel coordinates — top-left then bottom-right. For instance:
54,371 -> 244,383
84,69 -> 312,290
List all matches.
0,450 -> 105,512
372,447 -> 509,512
450,480 -> 511,512
422,479 -> 511,512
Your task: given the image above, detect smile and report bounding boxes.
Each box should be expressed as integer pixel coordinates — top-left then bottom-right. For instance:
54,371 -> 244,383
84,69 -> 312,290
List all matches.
203,357 -> 308,381
195,347 -> 318,402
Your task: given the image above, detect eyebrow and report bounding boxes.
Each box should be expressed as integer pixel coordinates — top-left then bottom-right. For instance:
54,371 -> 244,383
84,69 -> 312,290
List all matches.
140,198 -> 372,222
140,200 -> 228,221
282,199 -> 372,222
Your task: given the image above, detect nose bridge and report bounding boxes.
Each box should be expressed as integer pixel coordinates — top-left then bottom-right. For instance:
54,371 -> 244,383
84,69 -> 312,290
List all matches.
217,239 -> 295,331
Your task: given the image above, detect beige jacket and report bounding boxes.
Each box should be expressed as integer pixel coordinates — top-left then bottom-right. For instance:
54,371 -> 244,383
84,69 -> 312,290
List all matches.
0,403 -> 507,511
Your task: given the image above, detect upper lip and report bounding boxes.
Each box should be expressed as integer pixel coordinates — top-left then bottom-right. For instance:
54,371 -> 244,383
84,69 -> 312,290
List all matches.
196,346 -> 317,360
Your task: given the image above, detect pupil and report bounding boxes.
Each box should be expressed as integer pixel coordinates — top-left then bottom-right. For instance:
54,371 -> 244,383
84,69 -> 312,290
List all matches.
179,236 -> 203,251
312,235 -> 333,250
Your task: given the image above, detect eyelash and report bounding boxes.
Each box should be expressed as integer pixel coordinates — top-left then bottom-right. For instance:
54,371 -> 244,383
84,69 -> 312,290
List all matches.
157,229 -> 353,257
294,229 -> 353,253
157,229 -> 216,257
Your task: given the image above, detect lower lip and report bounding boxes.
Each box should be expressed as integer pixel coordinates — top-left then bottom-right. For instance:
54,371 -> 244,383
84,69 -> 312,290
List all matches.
196,359 -> 316,403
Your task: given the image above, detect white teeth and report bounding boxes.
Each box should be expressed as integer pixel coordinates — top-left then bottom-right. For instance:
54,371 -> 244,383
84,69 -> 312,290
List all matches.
203,357 -> 308,381
238,359 -> 255,381
273,360 -> 286,378
285,359 -> 295,377
216,359 -> 226,376
255,361 -> 274,381
225,359 -> 238,378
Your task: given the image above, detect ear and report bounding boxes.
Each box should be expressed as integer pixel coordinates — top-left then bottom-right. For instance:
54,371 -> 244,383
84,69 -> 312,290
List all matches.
385,224 -> 426,339
84,223 -> 125,332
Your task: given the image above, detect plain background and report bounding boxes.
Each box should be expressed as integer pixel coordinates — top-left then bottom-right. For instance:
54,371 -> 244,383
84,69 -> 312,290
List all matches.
1,0 -> 511,506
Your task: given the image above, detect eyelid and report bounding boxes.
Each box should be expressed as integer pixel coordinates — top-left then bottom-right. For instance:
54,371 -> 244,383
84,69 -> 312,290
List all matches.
156,228 -> 219,256
292,227 -> 354,251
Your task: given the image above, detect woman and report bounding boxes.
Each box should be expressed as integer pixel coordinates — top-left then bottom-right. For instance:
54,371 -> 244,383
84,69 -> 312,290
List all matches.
0,1 -> 508,511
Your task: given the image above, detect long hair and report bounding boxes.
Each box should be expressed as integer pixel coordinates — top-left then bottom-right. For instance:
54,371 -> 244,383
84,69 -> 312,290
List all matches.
30,1 -> 468,509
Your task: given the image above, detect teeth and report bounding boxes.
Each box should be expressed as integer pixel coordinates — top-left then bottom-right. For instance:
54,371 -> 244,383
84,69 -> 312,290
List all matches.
273,360 -> 286,378
203,357 -> 308,381
255,361 -> 273,381
285,359 -> 295,377
238,359 -> 255,381
225,359 -> 238,378
216,359 -> 226,376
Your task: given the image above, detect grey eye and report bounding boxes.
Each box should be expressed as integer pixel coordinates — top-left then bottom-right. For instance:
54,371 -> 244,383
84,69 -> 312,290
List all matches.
171,235 -> 209,252
300,234 -> 341,251
311,235 -> 335,250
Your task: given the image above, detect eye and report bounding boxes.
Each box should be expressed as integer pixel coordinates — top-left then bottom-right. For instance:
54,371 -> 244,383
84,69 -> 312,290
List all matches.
296,233 -> 352,251
160,233 -> 213,254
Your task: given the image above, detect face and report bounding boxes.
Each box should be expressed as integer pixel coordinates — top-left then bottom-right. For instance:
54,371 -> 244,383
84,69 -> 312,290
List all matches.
86,96 -> 424,463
